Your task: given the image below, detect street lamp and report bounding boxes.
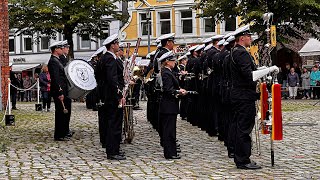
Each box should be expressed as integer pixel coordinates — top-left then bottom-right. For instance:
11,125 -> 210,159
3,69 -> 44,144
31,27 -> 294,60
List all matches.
146,10 -> 151,54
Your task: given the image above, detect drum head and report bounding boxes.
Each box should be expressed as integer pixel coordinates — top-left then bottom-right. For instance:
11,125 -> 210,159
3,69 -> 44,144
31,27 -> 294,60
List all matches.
65,60 -> 96,91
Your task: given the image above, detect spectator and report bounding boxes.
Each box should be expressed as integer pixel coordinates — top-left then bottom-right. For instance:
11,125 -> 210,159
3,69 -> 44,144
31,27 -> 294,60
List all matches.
301,67 -> 311,99
293,62 -> 301,78
39,65 -> 51,111
310,66 -> 320,99
282,63 -> 290,99
10,64 -> 19,110
287,67 -> 299,99
17,74 -> 24,102
23,75 -> 32,102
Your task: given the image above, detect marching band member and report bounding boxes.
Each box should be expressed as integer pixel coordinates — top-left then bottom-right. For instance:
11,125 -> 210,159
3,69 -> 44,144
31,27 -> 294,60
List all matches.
48,41 -> 72,141
149,33 -> 175,146
86,46 -> 105,111
230,25 -> 261,169
90,46 -> 107,148
158,51 -> 187,159
177,55 -> 188,120
97,34 -> 126,160
205,35 -> 224,137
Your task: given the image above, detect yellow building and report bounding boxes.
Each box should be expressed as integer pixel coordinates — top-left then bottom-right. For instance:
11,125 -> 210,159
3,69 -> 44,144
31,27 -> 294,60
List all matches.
120,0 -> 240,57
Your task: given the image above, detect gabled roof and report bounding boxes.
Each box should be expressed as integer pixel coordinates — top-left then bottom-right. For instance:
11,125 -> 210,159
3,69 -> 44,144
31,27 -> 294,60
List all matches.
298,38 -> 320,56
136,0 -> 152,9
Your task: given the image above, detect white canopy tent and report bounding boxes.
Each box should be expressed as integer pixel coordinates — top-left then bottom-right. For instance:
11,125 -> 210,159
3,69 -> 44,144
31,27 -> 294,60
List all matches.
12,64 -> 41,72
298,38 -> 320,57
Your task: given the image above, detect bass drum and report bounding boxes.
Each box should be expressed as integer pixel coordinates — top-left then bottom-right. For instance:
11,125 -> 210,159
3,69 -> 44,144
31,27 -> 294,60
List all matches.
65,60 -> 97,99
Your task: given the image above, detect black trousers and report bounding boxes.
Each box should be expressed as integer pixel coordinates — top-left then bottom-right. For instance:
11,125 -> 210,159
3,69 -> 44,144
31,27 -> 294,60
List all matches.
53,96 -> 72,139
159,113 -> 177,158
105,104 -> 123,155
179,96 -> 188,119
132,79 -> 142,107
11,88 -> 17,108
41,91 -> 51,110
231,100 -> 256,165
98,104 -> 106,145
86,88 -> 97,109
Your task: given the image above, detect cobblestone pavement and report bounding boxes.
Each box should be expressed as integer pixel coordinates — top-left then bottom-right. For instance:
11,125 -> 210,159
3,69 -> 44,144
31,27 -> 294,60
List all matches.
0,100 -> 319,179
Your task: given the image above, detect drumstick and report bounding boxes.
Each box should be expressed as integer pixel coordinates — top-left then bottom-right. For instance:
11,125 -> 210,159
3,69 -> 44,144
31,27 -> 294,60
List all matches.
60,99 -> 69,114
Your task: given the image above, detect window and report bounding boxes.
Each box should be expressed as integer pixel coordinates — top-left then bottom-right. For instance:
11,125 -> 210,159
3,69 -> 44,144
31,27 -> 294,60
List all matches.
24,37 -> 32,51
205,18 -> 216,33
9,38 -> 14,52
41,36 -> 50,50
225,17 -> 237,31
140,13 -> 152,36
181,11 -> 193,34
159,11 -> 171,35
100,31 -> 109,46
81,34 -> 90,48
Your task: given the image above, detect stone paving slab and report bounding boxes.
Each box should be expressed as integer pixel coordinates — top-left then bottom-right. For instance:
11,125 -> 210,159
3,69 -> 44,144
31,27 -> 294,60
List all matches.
0,100 -> 319,179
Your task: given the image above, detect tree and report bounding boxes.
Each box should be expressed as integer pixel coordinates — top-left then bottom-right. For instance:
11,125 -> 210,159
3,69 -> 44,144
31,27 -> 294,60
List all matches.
198,0 -> 320,43
9,0 -> 128,58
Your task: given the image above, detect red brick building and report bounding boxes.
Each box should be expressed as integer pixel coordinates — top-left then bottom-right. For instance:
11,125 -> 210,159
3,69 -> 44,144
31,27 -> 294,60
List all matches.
0,0 -> 9,110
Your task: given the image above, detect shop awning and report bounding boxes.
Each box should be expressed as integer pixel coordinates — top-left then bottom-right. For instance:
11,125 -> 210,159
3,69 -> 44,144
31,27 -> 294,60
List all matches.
12,64 -> 41,72
298,38 -> 320,57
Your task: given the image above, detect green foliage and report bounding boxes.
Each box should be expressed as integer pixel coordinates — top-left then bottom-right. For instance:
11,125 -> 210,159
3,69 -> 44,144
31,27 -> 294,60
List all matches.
9,0 -> 128,57
198,0 -> 320,43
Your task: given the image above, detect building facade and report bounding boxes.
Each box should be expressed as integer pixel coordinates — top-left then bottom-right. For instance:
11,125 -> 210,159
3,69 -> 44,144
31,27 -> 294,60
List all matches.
9,2 -> 126,72
120,0 -> 240,56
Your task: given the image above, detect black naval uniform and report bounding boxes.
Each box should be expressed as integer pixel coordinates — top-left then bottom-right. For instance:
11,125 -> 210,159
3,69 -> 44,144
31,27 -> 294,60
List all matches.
86,59 -> 98,110
99,51 -> 124,156
153,47 -> 169,144
230,44 -> 257,166
205,46 -> 220,136
95,56 -> 108,147
178,64 -> 187,119
48,55 -> 72,140
185,54 -> 198,126
159,67 -> 180,158
220,46 -> 235,156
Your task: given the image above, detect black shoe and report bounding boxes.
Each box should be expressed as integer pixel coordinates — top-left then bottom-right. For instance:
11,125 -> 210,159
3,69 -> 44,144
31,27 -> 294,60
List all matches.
107,155 -> 126,160
228,153 -> 235,158
12,107 -> 18,110
54,137 -> 70,141
66,131 -> 75,138
165,155 -> 181,160
237,163 -> 262,170
176,147 -> 181,153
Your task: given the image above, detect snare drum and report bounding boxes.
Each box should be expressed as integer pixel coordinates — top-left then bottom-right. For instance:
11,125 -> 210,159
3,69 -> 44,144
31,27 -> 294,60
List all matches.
65,60 -> 97,99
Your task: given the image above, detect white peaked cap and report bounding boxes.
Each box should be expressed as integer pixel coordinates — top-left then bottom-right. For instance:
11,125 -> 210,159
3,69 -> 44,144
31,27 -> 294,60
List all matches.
103,33 -> 119,46
189,45 -> 199,51
49,41 -> 64,48
212,34 -> 225,40
158,51 -> 175,63
217,39 -> 226,46
226,35 -> 235,42
91,46 -> 106,58
203,37 -> 213,44
158,33 -> 175,41
178,55 -> 187,61
204,44 -> 213,51
195,44 -> 205,51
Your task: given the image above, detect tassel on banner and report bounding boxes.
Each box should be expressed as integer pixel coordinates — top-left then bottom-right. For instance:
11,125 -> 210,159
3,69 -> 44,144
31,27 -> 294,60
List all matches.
260,82 -> 269,134
272,83 -> 283,140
